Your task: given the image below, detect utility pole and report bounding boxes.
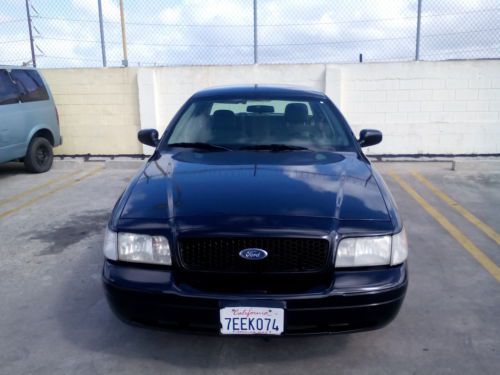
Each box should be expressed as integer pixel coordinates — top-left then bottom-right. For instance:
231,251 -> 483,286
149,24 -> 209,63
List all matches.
415,0 -> 422,61
98,0 -> 107,67
119,0 -> 128,66
253,0 -> 258,64
25,0 -> 36,67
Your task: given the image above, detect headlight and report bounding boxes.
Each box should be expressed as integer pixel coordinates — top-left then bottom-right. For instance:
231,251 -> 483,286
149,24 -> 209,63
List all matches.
335,228 -> 408,268
103,228 -> 171,265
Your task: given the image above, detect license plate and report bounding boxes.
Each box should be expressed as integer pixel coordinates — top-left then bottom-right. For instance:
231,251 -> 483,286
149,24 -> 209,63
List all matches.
220,306 -> 284,335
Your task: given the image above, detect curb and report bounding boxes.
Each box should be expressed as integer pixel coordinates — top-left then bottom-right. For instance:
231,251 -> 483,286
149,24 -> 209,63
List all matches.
104,160 -> 146,169
53,158 -> 145,170
52,157 -> 500,172
451,159 -> 500,171
52,159 -> 85,169
369,157 -> 500,172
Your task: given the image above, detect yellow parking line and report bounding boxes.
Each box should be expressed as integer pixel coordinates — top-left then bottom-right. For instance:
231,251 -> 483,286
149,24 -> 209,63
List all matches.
389,171 -> 500,282
411,170 -> 500,246
0,169 -> 84,207
0,166 -> 104,220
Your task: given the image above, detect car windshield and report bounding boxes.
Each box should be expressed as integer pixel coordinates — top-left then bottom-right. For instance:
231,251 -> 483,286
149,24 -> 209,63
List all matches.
165,98 -> 354,151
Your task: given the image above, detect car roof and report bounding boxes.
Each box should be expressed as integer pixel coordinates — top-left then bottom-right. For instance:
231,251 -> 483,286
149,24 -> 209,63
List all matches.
0,65 -> 36,70
191,84 -> 327,100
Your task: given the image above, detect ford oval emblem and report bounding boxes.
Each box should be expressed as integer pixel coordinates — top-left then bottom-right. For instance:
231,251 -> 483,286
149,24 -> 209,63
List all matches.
239,248 -> 268,260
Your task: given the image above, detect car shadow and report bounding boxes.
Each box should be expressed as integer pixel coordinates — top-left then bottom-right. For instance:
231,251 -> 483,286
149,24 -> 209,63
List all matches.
0,162 -> 28,178
54,231 -> 352,369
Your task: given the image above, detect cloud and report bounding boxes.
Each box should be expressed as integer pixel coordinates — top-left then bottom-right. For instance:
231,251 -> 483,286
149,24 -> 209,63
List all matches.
160,8 -> 181,24
1,0 -> 499,67
177,0 -> 252,24
0,13 -> 12,22
0,38 -> 32,65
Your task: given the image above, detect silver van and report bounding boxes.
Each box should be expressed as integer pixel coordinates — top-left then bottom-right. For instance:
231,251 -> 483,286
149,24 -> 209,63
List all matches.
0,66 -> 61,173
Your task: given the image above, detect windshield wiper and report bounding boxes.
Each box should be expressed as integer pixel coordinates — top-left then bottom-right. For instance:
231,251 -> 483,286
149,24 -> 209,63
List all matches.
168,142 -> 232,151
239,144 -> 309,151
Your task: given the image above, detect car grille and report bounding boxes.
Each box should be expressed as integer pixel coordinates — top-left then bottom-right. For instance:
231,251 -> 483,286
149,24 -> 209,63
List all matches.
178,237 -> 330,273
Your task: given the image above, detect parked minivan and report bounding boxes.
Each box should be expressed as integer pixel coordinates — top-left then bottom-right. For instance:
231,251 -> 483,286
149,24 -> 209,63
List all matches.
0,66 -> 61,173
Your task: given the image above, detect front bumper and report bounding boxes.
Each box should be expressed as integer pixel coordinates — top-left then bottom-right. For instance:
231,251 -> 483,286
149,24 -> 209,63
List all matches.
102,260 -> 407,335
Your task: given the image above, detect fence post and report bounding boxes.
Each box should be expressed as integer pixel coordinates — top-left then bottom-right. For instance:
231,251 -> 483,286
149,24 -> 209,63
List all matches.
25,0 -> 36,67
253,0 -> 258,64
415,0 -> 422,61
119,0 -> 128,67
98,0 -> 107,67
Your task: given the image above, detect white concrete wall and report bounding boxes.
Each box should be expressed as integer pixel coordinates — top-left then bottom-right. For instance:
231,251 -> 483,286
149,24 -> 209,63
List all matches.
42,60 -> 500,155
139,60 -> 500,155
149,64 -> 328,135
338,60 -> 500,155
42,68 -> 141,155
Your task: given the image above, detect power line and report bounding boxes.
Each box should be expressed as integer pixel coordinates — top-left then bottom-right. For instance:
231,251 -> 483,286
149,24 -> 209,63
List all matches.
0,19 -> 26,25
0,39 -> 29,44
34,15 -> 252,27
423,44 -> 500,57
260,27 -> 500,47
38,36 -> 252,47
36,26 -> 500,48
39,55 -> 119,62
33,7 -> 500,28
259,7 -> 500,27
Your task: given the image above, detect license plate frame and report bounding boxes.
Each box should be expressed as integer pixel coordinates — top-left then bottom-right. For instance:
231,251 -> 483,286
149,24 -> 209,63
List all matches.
219,301 -> 285,336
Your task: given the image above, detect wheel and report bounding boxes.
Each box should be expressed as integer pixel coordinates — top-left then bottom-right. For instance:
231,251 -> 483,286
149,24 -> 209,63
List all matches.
24,137 -> 53,173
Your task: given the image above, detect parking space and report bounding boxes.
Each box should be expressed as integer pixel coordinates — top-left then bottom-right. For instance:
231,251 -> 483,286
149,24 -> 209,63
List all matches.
0,161 -> 499,375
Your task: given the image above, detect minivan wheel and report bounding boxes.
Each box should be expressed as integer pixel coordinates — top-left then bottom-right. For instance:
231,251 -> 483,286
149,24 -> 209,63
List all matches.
24,137 -> 53,173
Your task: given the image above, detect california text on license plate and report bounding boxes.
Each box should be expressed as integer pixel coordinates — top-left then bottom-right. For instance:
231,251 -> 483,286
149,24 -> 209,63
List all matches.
220,306 -> 284,335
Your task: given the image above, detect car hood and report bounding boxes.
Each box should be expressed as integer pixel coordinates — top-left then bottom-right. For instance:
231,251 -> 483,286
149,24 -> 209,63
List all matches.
120,150 -> 390,224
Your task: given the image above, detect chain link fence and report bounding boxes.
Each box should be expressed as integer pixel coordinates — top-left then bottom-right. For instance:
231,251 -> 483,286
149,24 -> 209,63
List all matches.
1,0 -> 499,68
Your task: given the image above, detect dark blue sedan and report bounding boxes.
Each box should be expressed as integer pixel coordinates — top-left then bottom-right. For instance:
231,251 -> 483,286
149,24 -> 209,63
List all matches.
102,85 -> 408,335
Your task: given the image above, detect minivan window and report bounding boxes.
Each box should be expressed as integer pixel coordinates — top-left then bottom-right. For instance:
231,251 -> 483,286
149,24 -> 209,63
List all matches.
10,69 -> 49,102
0,69 -> 19,105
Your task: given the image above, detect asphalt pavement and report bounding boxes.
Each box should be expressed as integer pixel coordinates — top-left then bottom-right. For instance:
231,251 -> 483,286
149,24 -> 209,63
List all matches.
0,159 -> 498,375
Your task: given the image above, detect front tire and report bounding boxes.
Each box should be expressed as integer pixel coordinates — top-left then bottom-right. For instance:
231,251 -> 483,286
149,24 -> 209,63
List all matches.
24,137 -> 53,173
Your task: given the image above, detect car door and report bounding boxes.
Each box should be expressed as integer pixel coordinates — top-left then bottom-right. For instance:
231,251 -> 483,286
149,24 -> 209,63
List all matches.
0,69 -> 24,164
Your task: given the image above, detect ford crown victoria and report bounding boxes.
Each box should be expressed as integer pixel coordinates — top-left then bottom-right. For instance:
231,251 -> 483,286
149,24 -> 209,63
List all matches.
102,85 -> 408,335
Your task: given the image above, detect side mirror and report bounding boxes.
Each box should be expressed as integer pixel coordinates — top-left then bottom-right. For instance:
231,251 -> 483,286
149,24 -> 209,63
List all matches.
359,129 -> 382,148
138,129 -> 159,147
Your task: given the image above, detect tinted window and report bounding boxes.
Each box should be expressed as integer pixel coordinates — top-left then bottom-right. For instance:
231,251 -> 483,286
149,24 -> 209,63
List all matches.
166,98 -> 354,150
10,69 -> 49,102
0,69 -> 19,105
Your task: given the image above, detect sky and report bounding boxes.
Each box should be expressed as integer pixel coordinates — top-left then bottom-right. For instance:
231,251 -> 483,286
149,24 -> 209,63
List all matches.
0,0 -> 499,68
